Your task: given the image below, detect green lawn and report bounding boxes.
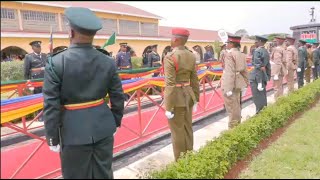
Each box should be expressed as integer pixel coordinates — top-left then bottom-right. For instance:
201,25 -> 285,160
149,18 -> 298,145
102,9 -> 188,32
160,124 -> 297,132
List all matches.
239,102 -> 320,179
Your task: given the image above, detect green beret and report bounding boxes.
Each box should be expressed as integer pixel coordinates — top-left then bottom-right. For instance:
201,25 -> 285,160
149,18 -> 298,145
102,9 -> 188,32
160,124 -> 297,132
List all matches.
65,7 -> 102,35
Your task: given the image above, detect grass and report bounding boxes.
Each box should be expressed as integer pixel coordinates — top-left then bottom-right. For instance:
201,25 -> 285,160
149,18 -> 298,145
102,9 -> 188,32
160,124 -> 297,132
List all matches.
239,102 -> 320,179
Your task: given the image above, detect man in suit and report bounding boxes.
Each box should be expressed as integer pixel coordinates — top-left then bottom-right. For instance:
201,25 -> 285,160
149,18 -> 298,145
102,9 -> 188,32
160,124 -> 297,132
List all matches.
249,35 -> 271,114
42,7 -> 125,179
163,28 -> 200,161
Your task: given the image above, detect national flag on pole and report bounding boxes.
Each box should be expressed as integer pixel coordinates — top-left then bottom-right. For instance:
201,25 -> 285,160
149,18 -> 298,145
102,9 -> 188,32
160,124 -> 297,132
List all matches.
48,26 -> 53,53
102,32 -> 116,49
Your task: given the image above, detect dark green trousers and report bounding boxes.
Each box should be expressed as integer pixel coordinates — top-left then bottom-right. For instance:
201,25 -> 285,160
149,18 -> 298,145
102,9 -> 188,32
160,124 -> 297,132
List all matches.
61,136 -> 114,179
250,81 -> 267,114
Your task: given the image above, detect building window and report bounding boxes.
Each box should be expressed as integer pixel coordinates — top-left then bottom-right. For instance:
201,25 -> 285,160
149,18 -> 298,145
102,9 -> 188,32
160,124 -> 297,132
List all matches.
100,18 -> 117,34
119,20 -> 139,36
22,10 -> 56,22
1,8 -> 16,19
141,22 -> 158,36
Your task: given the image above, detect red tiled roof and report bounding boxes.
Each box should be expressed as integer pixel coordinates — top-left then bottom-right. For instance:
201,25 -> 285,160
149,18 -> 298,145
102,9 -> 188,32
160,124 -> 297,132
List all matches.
159,26 -> 221,42
19,1 -> 162,19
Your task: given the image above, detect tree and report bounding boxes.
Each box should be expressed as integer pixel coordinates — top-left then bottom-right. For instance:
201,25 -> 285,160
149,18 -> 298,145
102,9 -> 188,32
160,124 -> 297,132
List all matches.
235,29 -> 249,37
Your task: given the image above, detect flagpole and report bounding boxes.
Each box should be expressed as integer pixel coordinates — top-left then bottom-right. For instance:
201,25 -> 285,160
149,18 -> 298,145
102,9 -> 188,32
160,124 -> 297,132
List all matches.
49,26 -> 53,56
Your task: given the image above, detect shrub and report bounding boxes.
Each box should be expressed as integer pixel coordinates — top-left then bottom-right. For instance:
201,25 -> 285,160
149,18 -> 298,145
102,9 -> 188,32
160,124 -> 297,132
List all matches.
1,61 -> 24,81
148,79 -> 320,179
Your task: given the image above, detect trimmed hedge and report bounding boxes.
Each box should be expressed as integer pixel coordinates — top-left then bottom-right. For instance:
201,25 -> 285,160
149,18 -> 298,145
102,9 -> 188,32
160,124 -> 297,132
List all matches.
1,61 -> 24,81
148,79 -> 320,179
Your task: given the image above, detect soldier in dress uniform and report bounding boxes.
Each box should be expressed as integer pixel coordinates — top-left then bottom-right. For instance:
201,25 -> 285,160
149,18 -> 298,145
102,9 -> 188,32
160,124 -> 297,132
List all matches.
284,37 -> 298,93
305,43 -> 314,83
249,35 -> 271,114
312,42 -> 320,80
270,37 -> 287,100
221,35 -> 248,129
297,40 -> 308,88
24,41 -> 47,94
163,28 -> 200,161
42,7 -> 125,179
148,44 -> 161,77
116,43 -> 132,70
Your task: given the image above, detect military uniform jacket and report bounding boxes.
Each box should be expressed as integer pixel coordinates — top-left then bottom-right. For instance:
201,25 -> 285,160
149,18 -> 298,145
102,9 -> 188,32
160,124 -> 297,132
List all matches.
312,48 -> 320,66
285,45 -> 298,70
249,46 -> 271,83
270,46 -> 287,76
43,43 -> 125,146
116,51 -> 132,68
221,48 -> 248,94
148,51 -> 161,67
164,46 -> 200,112
24,52 -> 47,79
307,49 -> 314,67
298,46 -> 308,69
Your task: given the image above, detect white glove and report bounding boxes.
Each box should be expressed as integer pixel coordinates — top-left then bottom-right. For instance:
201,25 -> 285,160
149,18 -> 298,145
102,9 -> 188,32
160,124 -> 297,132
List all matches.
41,67 -> 45,70
49,144 -> 60,153
257,83 -> 264,91
29,87 -> 35,91
297,68 -> 301,72
312,66 -> 315,69
193,103 -> 198,112
274,74 -> 279,80
242,88 -> 248,97
226,91 -> 233,97
165,111 -> 174,119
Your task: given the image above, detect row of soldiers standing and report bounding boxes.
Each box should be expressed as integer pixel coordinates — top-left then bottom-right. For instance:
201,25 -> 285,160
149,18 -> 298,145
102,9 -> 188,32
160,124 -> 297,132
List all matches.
220,35 -> 320,130
270,37 -> 320,100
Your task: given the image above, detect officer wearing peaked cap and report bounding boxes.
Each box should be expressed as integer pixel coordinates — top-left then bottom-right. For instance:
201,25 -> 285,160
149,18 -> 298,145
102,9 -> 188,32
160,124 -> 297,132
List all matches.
164,28 -> 200,161
249,35 -> 271,114
270,36 -> 287,100
297,39 -> 308,88
221,35 -> 248,129
116,42 -> 132,70
42,7 -> 125,179
148,44 -> 161,76
284,36 -> 298,93
24,40 -> 47,93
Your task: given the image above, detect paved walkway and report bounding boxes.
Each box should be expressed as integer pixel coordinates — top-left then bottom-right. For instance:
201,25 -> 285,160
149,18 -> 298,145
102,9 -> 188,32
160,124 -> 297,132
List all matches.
114,83 -> 298,179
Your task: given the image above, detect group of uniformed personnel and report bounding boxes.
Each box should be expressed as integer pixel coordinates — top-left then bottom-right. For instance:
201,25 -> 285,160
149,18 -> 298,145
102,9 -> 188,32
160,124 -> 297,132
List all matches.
36,6 -> 320,179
